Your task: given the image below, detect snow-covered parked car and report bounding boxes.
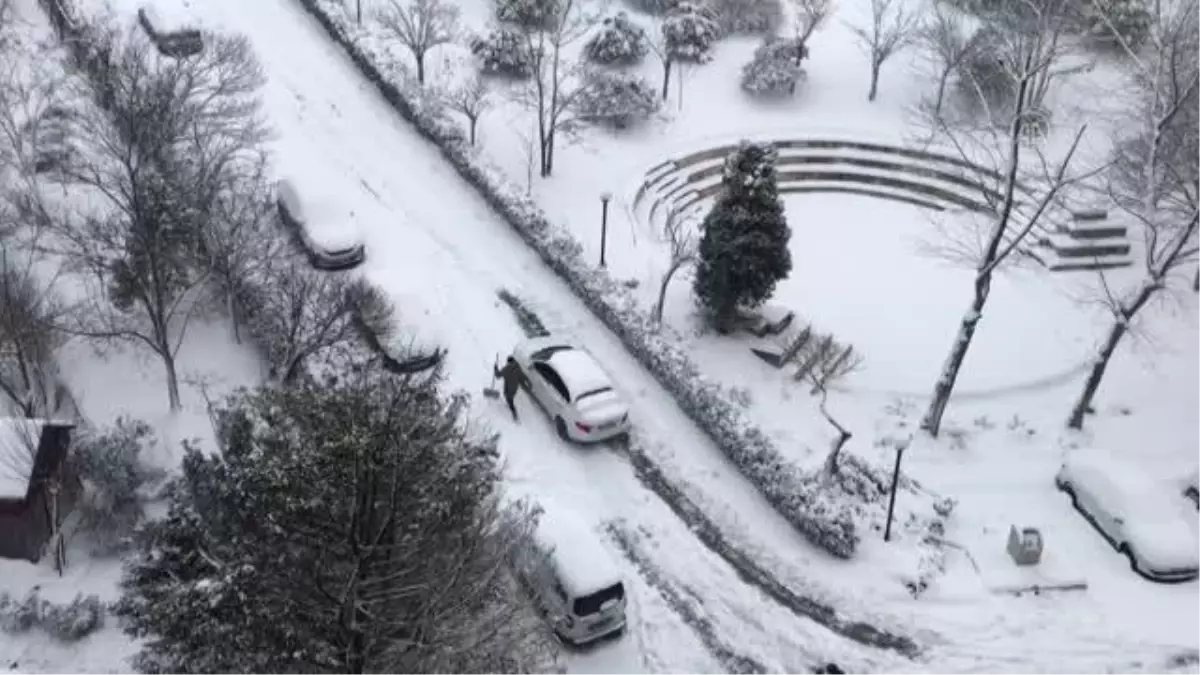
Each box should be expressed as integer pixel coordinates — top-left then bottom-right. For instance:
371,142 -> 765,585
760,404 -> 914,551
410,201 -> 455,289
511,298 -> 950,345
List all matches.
137,5 -> 203,57
275,179 -> 366,271
1182,465 -> 1199,510
511,504 -> 627,647
511,336 -> 631,443
1055,449 -> 1200,583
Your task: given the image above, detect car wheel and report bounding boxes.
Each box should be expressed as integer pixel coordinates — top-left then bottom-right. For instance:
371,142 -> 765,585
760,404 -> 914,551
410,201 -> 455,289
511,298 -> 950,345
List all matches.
555,417 -> 570,442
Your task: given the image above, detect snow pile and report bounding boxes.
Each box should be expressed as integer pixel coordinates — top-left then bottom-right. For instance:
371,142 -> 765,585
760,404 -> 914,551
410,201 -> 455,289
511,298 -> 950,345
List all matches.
290,0 -> 945,559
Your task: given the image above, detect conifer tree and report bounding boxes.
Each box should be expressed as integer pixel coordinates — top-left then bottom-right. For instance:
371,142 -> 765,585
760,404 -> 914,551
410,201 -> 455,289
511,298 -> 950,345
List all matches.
114,351 -> 556,673
693,142 -> 792,332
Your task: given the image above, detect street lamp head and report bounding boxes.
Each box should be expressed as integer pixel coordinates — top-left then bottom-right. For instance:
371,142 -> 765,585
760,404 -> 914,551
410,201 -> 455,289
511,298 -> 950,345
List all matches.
600,191 -> 613,203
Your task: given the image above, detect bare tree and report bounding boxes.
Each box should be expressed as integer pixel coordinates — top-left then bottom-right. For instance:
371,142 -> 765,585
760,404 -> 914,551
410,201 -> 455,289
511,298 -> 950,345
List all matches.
788,0 -> 833,59
445,68 -> 493,145
376,0 -> 460,85
1067,0 -> 1198,429
54,27 -> 266,411
0,247 -> 70,418
512,0 -> 590,177
916,2 -> 976,120
249,259 -> 391,384
919,0 -> 1103,437
652,207 -> 697,324
848,0 -> 918,102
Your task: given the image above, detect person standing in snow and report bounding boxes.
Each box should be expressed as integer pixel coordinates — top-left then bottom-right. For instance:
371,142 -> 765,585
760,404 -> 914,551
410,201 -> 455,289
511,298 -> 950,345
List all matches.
494,356 -> 528,421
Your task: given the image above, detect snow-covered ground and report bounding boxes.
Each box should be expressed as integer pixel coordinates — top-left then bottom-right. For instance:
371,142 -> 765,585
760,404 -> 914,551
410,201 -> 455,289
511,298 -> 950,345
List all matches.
3,0 -> 1196,669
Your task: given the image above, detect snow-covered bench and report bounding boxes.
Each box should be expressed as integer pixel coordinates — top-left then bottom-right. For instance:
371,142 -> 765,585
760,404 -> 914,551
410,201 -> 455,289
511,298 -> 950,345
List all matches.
632,139 -> 1133,273
138,5 -> 204,58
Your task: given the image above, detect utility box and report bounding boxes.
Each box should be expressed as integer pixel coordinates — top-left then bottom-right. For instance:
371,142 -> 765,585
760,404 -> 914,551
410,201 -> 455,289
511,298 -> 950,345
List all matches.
1007,525 -> 1044,566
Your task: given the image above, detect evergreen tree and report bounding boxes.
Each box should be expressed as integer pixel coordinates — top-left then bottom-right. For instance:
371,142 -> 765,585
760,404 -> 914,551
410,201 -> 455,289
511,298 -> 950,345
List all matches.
113,350 -> 557,673
693,142 -> 792,332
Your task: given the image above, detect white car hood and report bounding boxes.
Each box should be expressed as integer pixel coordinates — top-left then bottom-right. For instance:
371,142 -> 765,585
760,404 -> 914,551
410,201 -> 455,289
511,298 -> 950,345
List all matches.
1127,518 -> 1200,571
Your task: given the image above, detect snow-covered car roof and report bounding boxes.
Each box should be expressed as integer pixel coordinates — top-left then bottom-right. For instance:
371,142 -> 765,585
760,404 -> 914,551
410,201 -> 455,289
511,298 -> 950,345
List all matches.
1062,449 -> 1199,570
533,506 -> 623,598
0,419 -> 45,500
544,348 -> 615,402
275,178 -> 362,252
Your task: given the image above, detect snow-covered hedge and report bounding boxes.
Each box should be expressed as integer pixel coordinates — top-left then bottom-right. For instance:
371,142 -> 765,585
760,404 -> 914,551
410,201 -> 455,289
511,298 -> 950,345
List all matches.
584,12 -> 650,66
471,25 -> 536,78
292,0 -> 879,558
577,70 -> 661,128
709,0 -> 783,35
493,0 -> 559,29
740,37 -> 807,97
0,591 -> 106,642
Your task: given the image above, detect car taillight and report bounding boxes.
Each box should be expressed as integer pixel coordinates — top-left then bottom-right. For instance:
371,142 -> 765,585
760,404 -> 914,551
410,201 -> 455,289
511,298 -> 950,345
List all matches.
575,421 -> 592,433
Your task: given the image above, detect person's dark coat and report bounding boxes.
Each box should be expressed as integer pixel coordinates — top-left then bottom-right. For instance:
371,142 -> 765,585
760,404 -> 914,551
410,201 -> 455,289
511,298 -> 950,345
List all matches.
494,358 -> 527,398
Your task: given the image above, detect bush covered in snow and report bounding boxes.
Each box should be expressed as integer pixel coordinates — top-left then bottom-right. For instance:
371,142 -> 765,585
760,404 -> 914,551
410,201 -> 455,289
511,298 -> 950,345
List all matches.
73,418 -> 164,557
494,0 -> 559,29
577,70 -> 661,128
295,0 -> 883,559
661,1 -> 722,63
471,25 -> 536,78
623,0 -> 680,15
709,0 -> 782,35
740,37 -> 807,96
584,12 -> 650,66
1078,0 -> 1151,48
0,591 -> 105,642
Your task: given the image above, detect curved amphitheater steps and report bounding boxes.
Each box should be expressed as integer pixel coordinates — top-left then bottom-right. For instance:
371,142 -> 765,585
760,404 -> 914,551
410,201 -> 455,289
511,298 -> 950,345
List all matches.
632,139 -> 1133,272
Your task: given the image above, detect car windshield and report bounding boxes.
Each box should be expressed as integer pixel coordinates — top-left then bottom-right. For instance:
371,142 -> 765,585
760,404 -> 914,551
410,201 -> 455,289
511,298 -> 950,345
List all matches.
572,582 -> 624,617
574,387 -> 612,402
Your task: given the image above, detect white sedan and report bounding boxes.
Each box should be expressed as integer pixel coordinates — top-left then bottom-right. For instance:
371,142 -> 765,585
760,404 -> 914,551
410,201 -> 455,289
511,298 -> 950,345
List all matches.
1055,449 -> 1199,583
511,337 -> 631,443
275,179 -> 366,270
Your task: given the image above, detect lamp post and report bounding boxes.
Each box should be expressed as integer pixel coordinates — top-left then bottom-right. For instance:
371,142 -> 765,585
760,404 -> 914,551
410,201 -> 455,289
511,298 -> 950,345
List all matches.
883,436 -> 911,543
599,192 -> 612,268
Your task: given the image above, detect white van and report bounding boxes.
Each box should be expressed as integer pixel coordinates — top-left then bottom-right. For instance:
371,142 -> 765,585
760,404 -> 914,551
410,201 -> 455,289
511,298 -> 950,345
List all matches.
518,509 -> 627,647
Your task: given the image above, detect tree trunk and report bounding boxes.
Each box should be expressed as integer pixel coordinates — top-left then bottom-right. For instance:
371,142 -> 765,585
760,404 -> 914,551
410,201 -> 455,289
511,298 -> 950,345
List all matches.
932,66 -> 951,119
661,59 -> 672,101
653,259 -> 688,324
867,59 -> 881,102
415,52 -> 426,85
920,274 -> 991,436
468,116 -> 478,145
163,350 -> 182,411
282,354 -> 305,385
544,132 -> 556,177
1193,268 -> 1198,292
1067,282 -> 1158,429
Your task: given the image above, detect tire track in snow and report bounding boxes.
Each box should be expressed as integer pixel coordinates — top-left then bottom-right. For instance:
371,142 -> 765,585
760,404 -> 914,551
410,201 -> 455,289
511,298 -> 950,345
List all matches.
497,291 -> 920,658
604,521 -> 773,675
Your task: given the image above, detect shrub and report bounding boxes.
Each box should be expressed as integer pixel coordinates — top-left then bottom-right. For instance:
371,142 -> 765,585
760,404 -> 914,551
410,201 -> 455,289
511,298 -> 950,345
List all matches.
709,0 -> 783,35
584,12 -> 650,66
471,25 -> 536,78
494,0 -> 559,29
577,70 -> 661,128
661,1 -> 722,63
622,0 -> 680,15
740,37 -> 807,96
73,418 -> 164,557
0,591 -> 105,642
1079,0 -> 1151,48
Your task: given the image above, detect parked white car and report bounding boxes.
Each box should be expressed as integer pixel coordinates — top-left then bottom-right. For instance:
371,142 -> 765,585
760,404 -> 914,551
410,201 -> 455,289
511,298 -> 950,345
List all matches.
275,179 -> 366,270
511,336 -> 631,443
513,505 -> 627,647
1056,449 -> 1200,583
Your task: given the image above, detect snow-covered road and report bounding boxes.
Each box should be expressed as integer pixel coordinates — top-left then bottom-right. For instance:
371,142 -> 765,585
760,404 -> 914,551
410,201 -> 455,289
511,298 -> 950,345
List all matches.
139,0 -> 894,670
